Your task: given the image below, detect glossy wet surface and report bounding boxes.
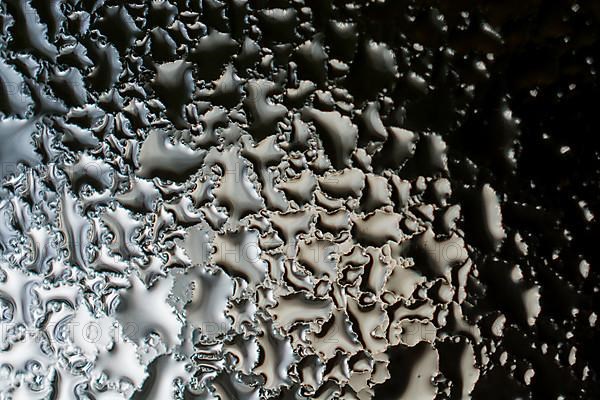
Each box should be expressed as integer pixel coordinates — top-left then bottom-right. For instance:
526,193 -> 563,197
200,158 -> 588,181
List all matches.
0,0 -> 598,399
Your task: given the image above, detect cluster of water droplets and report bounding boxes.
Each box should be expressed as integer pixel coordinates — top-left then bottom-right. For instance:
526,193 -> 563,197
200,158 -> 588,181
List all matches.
0,0 -> 598,399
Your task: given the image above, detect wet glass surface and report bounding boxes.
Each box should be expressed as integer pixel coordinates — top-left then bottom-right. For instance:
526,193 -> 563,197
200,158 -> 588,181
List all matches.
0,0 -> 598,398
